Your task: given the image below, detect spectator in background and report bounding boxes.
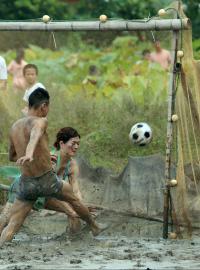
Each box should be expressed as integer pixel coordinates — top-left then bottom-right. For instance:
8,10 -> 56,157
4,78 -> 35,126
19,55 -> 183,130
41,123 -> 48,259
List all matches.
0,55 -> 7,91
22,64 -> 46,115
149,40 -> 171,70
82,65 -> 99,86
8,48 -> 27,92
142,49 -> 151,61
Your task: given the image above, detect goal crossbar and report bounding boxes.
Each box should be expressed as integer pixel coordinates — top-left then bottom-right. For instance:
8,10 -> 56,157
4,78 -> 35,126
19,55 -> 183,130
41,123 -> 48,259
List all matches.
0,18 -> 190,31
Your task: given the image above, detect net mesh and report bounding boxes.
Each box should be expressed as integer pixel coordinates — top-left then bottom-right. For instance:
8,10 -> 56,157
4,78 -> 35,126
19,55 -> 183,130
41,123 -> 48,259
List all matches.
170,2 -> 200,235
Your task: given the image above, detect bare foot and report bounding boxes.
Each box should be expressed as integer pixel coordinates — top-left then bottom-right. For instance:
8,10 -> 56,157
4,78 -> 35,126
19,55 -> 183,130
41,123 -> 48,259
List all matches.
91,222 -> 108,236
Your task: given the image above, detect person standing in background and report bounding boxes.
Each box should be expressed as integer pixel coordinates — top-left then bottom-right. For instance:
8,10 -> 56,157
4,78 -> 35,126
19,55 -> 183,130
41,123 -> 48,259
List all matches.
149,40 -> 171,70
8,48 -> 27,92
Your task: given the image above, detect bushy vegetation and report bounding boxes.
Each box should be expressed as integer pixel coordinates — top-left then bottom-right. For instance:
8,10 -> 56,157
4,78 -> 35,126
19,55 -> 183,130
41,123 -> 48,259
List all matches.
193,39 -> 200,59
0,34 -> 170,172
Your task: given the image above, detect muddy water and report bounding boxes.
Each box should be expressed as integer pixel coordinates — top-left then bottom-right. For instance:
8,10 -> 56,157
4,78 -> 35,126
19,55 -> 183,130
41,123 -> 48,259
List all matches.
1,210 -> 200,270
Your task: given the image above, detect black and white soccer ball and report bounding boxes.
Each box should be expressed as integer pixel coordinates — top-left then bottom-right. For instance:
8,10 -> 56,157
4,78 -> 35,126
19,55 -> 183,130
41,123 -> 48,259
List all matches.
129,122 -> 152,146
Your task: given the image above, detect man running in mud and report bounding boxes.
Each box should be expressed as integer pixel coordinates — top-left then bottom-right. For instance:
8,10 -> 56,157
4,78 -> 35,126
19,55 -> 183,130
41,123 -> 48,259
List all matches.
0,88 -> 106,246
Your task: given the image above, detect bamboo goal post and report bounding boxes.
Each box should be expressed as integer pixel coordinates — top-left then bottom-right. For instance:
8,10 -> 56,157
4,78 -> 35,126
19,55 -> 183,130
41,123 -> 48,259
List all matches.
0,18 -> 190,31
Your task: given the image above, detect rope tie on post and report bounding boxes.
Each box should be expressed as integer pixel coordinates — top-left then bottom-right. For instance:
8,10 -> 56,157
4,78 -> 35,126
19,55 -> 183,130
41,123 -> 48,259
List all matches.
98,22 -> 101,31
125,21 -> 128,31
71,22 -> 74,31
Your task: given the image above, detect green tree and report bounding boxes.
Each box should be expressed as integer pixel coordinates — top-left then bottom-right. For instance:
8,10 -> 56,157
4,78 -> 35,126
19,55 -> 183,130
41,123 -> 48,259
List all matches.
68,0 -> 166,20
182,0 -> 200,39
0,0 -> 69,20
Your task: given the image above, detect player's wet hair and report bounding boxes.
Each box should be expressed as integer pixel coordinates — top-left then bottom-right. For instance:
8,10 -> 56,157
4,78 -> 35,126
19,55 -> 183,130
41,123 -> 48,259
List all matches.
23,63 -> 38,76
28,87 -> 50,109
54,127 -> 80,150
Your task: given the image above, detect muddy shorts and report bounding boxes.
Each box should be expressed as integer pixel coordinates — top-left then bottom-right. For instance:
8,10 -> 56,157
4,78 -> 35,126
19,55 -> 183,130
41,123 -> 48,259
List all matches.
17,170 -> 63,202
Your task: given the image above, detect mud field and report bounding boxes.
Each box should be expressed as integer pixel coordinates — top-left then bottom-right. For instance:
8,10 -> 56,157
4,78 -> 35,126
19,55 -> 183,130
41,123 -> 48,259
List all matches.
0,210 -> 200,270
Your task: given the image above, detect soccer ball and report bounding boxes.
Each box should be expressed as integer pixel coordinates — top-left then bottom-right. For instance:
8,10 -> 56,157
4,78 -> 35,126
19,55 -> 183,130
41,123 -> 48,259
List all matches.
129,122 -> 152,146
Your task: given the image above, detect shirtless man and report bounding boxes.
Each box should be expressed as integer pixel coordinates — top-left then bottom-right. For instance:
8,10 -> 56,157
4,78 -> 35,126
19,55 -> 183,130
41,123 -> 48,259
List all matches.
149,40 -> 171,70
0,87 -> 104,246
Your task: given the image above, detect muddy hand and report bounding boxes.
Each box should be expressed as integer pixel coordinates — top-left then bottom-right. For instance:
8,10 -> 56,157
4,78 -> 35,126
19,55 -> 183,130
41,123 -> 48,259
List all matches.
16,155 -> 34,165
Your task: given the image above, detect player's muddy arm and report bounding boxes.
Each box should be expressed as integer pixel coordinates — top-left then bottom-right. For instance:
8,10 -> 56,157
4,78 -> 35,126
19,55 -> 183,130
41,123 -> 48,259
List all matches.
25,118 -> 48,159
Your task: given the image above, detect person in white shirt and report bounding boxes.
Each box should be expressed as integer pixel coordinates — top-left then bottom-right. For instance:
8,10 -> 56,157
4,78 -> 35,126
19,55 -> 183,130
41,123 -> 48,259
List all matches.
22,64 -> 46,114
0,56 -> 8,91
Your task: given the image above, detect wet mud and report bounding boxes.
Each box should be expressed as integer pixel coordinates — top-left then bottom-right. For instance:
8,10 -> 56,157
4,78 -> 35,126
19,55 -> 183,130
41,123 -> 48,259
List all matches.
0,210 -> 200,269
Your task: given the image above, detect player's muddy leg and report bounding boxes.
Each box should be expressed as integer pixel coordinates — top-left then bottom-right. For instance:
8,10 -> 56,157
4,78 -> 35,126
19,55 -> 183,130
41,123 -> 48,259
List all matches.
0,202 -> 13,235
0,199 -> 33,247
58,182 -> 107,236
